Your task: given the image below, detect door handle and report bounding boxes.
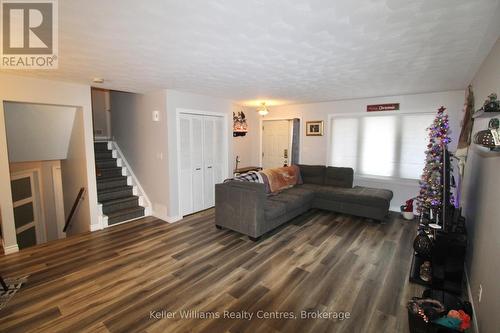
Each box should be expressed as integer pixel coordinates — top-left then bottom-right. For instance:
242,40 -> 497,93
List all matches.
195,168 -> 201,171
207,166 -> 213,169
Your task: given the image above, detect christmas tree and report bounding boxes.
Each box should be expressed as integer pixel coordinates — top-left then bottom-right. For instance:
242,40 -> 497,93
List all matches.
416,106 -> 452,214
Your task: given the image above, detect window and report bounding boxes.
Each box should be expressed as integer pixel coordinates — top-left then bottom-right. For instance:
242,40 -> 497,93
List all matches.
329,113 -> 435,179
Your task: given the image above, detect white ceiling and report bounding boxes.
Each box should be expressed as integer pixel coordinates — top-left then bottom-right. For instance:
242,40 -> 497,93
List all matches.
3,0 -> 500,105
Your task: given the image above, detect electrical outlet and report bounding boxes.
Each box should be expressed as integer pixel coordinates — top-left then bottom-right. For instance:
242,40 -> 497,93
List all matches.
478,284 -> 483,303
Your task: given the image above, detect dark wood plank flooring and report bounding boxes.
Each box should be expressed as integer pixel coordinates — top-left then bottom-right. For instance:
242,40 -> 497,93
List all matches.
0,209 -> 424,332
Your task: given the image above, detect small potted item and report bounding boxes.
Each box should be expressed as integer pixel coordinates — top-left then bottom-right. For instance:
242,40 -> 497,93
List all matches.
401,198 -> 415,220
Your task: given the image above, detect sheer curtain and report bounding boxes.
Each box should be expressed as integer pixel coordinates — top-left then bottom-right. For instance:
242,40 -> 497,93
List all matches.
330,113 -> 434,179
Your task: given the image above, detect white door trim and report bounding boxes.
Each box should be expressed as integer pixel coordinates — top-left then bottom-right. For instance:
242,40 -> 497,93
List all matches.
176,108 -> 229,218
259,116 -> 303,167
52,165 -> 66,239
10,169 -> 47,244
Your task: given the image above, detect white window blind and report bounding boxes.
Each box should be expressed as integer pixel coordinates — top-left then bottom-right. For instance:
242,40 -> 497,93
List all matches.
329,113 -> 434,179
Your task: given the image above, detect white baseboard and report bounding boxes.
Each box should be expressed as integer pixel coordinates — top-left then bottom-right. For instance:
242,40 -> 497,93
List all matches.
166,215 -> 182,223
3,244 -> 19,255
153,213 -> 182,223
90,223 -> 103,232
464,268 -> 480,333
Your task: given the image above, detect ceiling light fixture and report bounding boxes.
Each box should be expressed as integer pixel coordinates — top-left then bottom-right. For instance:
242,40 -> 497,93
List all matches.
257,102 -> 269,116
92,78 -> 104,84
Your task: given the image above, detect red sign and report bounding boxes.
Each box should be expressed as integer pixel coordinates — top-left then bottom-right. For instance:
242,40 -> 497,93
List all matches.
367,103 -> 400,112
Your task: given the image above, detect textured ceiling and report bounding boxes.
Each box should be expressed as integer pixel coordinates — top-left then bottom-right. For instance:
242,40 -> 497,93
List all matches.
2,0 -> 499,105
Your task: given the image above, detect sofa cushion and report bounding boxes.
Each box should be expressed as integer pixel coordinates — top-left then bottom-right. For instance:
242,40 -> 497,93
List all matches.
325,167 -> 353,188
268,194 -> 308,213
316,186 -> 393,207
298,165 -> 326,185
264,200 -> 287,220
284,186 -> 316,201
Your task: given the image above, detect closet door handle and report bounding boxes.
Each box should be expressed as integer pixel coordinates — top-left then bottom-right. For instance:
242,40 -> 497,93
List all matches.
207,166 -> 212,169
195,168 -> 201,171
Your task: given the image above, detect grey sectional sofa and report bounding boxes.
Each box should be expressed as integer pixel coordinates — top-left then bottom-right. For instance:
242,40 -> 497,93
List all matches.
215,165 -> 393,240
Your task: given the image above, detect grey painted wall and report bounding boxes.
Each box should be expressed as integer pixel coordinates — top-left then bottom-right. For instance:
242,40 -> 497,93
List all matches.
461,38 -> 500,333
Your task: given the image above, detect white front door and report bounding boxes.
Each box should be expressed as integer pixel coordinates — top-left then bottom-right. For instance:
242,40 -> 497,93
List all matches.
262,120 -> 291,169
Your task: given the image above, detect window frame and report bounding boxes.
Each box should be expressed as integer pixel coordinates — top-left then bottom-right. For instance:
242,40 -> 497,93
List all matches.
327,111 -> 435,181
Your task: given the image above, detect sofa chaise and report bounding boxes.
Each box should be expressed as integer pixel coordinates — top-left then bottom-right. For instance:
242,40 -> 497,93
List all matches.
215,165 -> 393,240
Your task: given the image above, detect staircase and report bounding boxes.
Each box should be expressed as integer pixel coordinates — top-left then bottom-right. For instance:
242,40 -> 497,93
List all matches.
94,142 -> 146,226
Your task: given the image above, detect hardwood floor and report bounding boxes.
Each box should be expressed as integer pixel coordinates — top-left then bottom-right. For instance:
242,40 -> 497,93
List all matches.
0,209 -> 424,332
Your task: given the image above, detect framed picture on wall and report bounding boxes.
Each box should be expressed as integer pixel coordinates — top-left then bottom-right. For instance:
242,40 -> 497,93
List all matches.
306,121 -> 324,136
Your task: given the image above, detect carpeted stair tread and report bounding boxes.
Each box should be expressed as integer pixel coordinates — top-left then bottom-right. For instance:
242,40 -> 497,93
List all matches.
97,167 -> 123,176
106,206 -> 144,218
95,152 -> 114,160
97,186 -> 133,202
94,142 -> 109,151
107,206 -> 145,225
97,176 -> 127,183
101,195 -> 139,214
97,170 -> 124,180
100,195 -> 139,206
96,158 -> 117,164
98,185 -> 133,194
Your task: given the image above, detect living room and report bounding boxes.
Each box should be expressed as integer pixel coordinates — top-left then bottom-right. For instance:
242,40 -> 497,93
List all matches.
0,1 -> 499,332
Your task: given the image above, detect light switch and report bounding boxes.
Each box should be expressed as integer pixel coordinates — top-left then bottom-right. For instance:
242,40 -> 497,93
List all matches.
152,110 -> 160,122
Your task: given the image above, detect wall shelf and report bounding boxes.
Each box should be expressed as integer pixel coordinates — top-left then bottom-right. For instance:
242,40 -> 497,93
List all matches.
472,109 -> 500,118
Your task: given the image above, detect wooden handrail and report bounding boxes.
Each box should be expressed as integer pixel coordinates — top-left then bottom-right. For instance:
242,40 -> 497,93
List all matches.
63,187 -> 86,232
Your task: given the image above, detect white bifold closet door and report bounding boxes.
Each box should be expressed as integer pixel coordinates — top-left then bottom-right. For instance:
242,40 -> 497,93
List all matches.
179,114 -> 225,216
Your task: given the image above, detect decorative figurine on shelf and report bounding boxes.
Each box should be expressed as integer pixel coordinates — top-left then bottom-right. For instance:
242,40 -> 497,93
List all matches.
233,111 -> 248,137
474,117 -> 500,151
419,261 -> 432,282
482,93 -> 499,113
400,198 -> 415,220
413,230 -> 433,257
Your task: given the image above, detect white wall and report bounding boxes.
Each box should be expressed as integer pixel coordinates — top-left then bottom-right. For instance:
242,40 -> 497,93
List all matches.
110,89 -> 254,221
0,73 -> 97,254
9,160 -> 63,242
461,38 -> 500,333
4,103 -> 76,162
232,106 -> 260,168
165,90 -> 235,220
91,89 -> 111,139
110,90 -> 169,220
61,110 -> 91,236
255,91 -> 464,210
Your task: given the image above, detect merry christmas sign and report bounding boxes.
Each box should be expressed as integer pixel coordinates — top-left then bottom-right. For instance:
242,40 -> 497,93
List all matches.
367,103 -> 400,112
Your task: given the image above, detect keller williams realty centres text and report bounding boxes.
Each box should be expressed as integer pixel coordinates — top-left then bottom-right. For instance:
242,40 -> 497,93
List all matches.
149,310 -> 351,321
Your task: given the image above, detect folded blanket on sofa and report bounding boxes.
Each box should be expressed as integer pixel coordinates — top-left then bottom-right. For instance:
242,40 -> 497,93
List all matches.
261,165 -> 302,193
224,171 -> 264,183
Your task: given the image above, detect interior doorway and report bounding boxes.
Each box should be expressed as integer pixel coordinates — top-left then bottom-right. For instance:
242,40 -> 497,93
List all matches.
261,119 -> 301,169
91,88 -> 111,140
3,101 -> 90,250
